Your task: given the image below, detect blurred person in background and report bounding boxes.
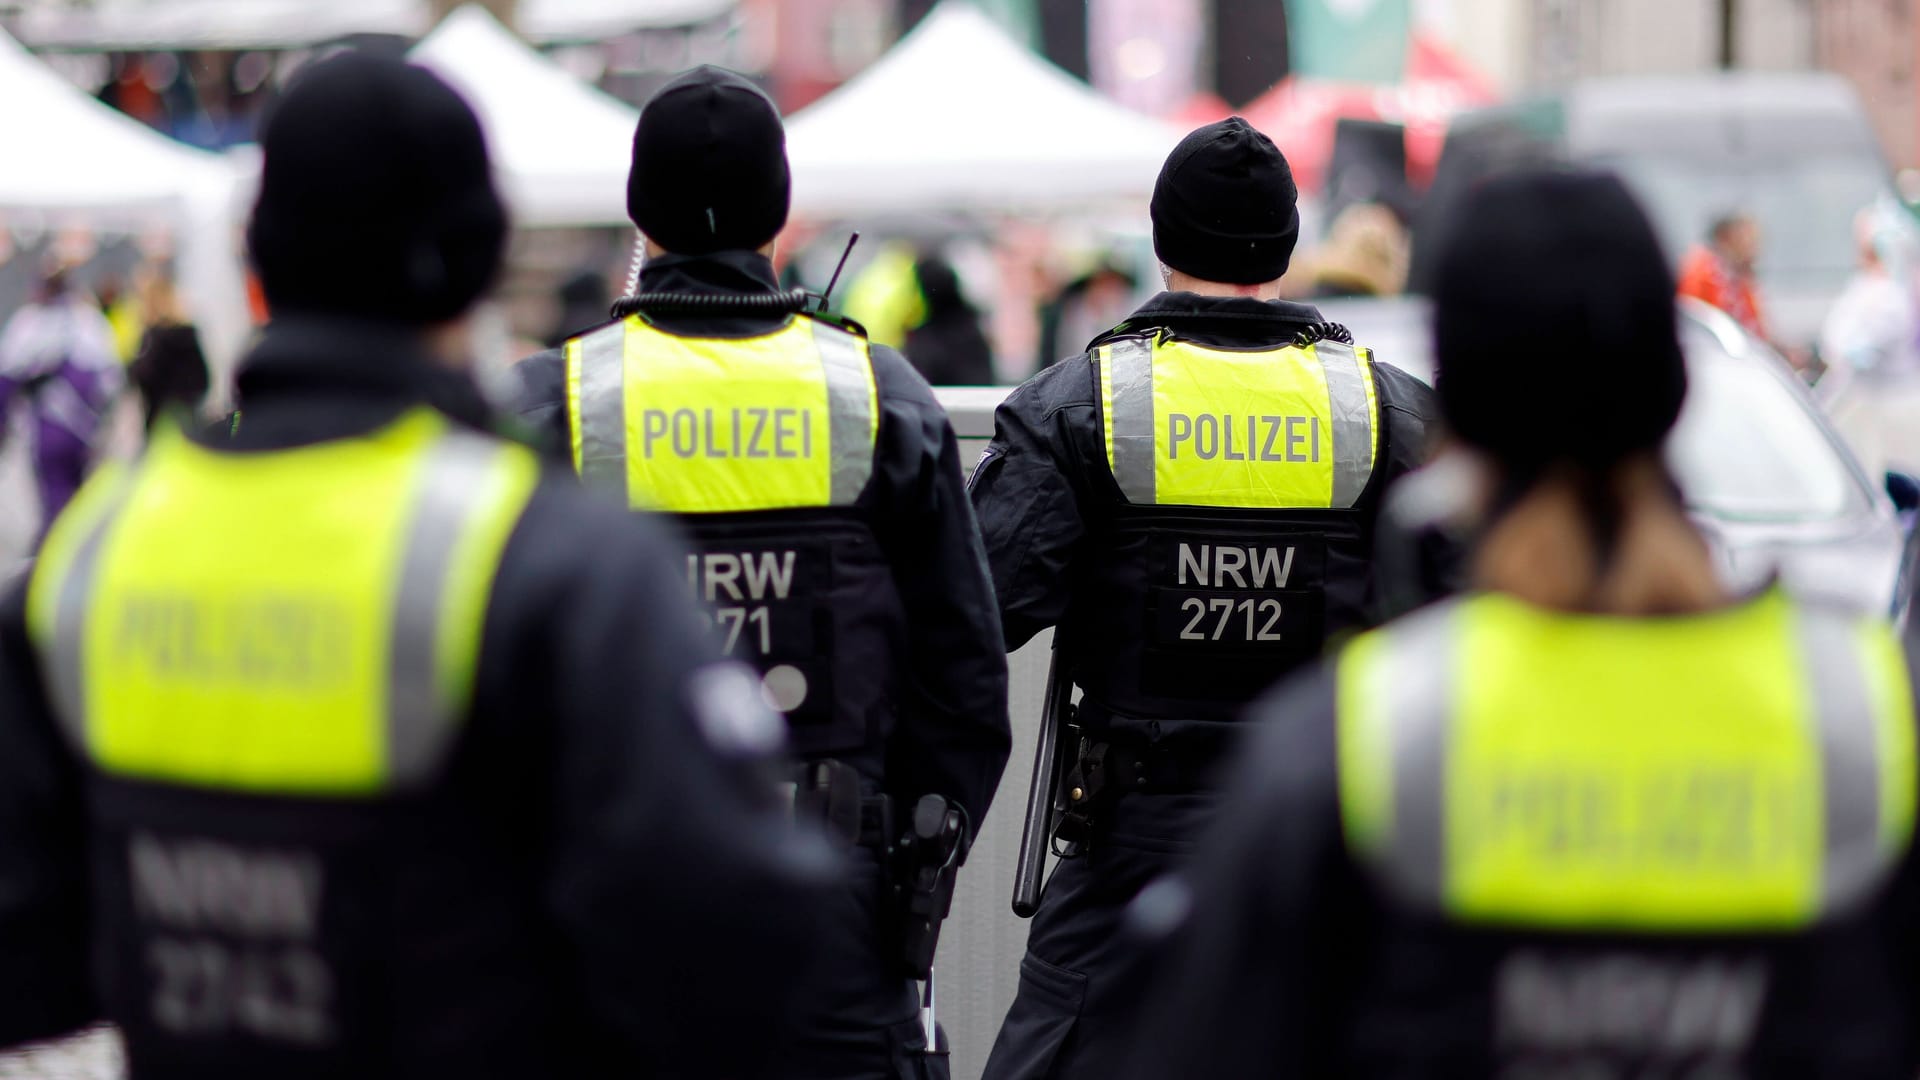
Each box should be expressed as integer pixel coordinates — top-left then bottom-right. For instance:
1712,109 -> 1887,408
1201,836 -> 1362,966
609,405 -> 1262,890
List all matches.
904,253 -> 996,385
124,264 -> 216,435
970,118 -> 1439,1080
542,267 -> 610,350
843,239 -> 927,349
1820,207 -> 1920,476
0,262 -> 123,549
516,65 -> 1011,1080
1121,170 -> 1920,1079
1036,257 -> 1137,368
1678,211 -> 1771,342
128,323 -> 210,434
1306,202 -> 1409,300
95,271 -> 143,361
0,53 -> 838,1079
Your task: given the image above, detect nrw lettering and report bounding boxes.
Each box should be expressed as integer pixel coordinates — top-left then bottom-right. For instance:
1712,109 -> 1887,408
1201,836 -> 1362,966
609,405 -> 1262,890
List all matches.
131,834 -> 322,939
1497,951 -> 1769,1055
1176,543 -> 1295,588
686,550 -> 797,602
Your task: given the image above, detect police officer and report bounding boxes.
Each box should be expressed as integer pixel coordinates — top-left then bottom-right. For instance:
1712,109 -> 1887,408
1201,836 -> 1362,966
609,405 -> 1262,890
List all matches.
970,118 -> 1439,1080
0,54 -> 837,1079
514,66 -> 1012,1079
1120,170 -> 1920,1077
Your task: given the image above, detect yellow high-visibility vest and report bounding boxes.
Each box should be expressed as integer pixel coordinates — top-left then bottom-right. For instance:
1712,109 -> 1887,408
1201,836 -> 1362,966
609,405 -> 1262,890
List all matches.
566,314 -> 879,513
1097,334 -> 1379,509
1337,590 -> 1917,930
27,409 -> 539,797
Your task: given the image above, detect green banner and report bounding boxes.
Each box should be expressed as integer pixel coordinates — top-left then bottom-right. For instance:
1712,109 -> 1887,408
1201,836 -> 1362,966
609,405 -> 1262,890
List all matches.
1288,0 -> 1411,84
976,0 -> 1039,49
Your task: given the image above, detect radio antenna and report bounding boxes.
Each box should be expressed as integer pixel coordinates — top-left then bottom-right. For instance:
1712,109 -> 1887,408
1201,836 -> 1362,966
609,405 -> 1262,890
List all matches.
818,232 -> 860,313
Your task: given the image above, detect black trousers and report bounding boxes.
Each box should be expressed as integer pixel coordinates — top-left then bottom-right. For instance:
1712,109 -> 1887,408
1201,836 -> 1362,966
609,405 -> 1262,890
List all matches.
982,792 -> 1218,1080
782,850 -> 946,1080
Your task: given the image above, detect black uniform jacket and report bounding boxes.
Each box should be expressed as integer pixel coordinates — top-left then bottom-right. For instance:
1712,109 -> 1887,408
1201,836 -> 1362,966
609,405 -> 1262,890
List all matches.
1120,624 -> 1920,1079
0,317 -> 841,1079
968,293 -> 1439,739
516,251 -> 1012,841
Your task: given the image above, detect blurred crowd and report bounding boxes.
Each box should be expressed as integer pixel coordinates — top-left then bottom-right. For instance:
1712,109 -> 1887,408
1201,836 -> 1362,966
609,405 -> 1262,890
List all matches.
7,175 -> 1920,556
0,253 -> 211,552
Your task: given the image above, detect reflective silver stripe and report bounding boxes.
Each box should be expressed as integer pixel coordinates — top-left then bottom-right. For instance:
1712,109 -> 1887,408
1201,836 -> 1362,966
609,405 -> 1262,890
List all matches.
1316,341 -> 1376,509
1799,610 -> 1888,911
385,431 -> 511,788
574,324 -> 629,498
1368,603 -> 1459,905
1104,337 -> 1157,504
811,320 -> 878,505
45,511 -> 120,753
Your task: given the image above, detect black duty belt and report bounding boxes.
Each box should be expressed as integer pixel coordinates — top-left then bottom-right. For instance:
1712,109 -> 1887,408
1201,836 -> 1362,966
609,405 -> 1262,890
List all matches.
792,758 -> 893,849
1051,732 -> 1229,857
1103,743 -> 1222,795
1070,733 -> 1227,801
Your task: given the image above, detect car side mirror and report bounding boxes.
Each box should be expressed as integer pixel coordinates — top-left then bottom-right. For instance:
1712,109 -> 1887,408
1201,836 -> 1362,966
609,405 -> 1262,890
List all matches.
1887,470 -> 1920,513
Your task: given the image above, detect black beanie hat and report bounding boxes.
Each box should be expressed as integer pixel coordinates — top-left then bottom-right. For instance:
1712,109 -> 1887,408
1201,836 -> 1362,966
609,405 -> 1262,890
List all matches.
247,52 -> 507,324
628,66 -> 790,256
1151,117 -> 1301,285
1433,170 -> 1687,470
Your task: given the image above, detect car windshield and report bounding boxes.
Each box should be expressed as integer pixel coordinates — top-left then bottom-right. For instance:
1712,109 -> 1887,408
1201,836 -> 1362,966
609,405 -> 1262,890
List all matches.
1668,324 -> 1869,522
1597,153 -> 1892,293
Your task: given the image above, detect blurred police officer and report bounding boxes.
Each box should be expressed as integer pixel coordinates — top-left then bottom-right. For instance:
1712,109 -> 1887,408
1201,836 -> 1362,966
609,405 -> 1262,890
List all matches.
0,54 -> 838,1080
970,118 -> 1439,1080
1122,170 -> 1920,1078
515,66 -> 1012,1079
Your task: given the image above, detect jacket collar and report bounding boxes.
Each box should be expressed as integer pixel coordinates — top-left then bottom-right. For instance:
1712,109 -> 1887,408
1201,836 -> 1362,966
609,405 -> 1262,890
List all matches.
635,250 -> 782,297
230,315 -> 497,436
1091,291 -> 1327,350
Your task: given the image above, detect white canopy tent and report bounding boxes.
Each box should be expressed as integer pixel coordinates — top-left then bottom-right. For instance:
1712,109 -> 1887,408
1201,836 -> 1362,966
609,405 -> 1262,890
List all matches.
784,2 -> 1184,217
13,0 -> 735,49
0,26 -> 249,371
13,0 -> 424,49
409,6 -> 640,227
518,0 -> 736,42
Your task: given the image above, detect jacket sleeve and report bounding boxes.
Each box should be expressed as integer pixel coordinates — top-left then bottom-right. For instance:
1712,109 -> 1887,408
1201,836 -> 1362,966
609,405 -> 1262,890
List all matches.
966,356 -> 1105,650
1371,359 -> 1443,486
1120,670 -> 1347,1079
487,487 -> 841,1077
0,574 -> 100,1048
509,348 -> 573,464
866,346 -> 1013,839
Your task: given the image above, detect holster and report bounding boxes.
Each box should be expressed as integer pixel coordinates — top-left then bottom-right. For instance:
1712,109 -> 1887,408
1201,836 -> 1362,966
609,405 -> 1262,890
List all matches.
1051,738 -> 1109,857
887,794 -> 965,980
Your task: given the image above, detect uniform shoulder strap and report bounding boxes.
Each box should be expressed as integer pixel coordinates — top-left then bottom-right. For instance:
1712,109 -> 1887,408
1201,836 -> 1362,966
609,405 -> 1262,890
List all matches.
805,311 -> 871,340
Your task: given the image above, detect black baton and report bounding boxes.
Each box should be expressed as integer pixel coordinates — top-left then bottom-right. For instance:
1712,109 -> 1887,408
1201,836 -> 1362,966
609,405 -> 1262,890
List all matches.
1012,641 -> 1074,918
